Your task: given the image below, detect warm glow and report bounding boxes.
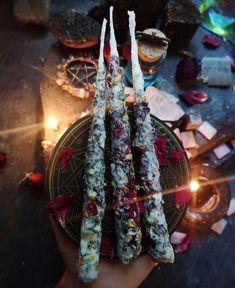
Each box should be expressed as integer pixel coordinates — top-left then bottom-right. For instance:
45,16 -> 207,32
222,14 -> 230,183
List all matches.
190,180 -> 200,192
47,117 -> 58,130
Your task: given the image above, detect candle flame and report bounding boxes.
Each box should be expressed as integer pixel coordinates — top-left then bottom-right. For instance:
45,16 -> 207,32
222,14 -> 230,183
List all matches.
190,180 -> 200,192
47,117 -> 58,130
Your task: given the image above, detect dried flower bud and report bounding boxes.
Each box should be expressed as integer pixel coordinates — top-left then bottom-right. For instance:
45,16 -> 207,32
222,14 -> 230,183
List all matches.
202,35 -> 221,48
180,90 -> 208,106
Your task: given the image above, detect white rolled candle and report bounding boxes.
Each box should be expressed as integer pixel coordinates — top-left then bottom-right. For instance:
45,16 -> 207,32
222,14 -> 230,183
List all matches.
109,6 -> 119,57
98,18 -> 107,74
128,11 -> 144,100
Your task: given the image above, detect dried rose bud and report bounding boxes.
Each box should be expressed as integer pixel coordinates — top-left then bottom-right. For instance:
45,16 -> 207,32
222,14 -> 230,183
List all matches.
176,56 -> 199,84
175,233 -> 192,253
202,35 -> 221,48
27,172 -> 44,188
169,148 -> 185,163
175,185 -> 191,205
100,236 -> 114,258
60,146 -> 74,170
122,41 -> 131,60
0,152 -> 7,167
44,194 -> 74,226
180,90 -> 208,106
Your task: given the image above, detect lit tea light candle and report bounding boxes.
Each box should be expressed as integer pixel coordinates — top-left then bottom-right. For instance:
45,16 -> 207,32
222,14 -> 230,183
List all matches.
47,117 -> 59,131
185,165 -> 230,226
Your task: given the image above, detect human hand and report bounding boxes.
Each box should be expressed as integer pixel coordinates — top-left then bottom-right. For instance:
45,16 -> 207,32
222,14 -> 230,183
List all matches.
49,216 -> 156,288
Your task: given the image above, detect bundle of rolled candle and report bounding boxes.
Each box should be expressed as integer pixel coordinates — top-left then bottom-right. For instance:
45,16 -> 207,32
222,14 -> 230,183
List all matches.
77,7 -> 174,283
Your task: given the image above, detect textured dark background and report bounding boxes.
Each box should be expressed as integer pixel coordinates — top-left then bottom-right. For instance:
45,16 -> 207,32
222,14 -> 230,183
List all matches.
0,1 -> 235,287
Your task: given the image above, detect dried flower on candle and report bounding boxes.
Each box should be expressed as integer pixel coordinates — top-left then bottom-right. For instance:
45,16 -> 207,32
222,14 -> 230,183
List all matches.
0,152 -> 7,167
137,200 -> 145,213
202,35 -> 221,48
180,90 -> 208,106
60,146 -> 74,170
44,194 -> 74,226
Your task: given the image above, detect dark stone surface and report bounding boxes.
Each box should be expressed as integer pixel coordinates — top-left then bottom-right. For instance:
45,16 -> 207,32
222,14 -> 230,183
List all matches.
0,1 -> 235,288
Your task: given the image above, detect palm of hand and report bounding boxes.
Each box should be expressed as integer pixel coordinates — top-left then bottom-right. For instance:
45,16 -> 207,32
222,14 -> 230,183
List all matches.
50,216 -> 155,288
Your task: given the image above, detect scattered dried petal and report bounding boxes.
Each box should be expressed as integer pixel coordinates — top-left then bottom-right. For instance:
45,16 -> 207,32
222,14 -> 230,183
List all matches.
27,172 -> 44,188
180,90 -> 208,106
230,58 -> 235,72
175,233 -> 192,253
100,236 -> 115,258
88,5 -> 105,25
202,35 -> 221,48
175,56 -> 199,84
0,152 -> 7,167
169,148 -> 185,163
175,185 -> 191,205
44,194 -> 74,225
60,147 -> 74,170
154,135 -> 169,167
170,231 -> 187,245
122,41 -> 131,60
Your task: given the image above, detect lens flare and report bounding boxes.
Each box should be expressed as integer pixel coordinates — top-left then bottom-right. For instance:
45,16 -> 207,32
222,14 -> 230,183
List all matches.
190,180 -> 200,192
47,118 -> 59,130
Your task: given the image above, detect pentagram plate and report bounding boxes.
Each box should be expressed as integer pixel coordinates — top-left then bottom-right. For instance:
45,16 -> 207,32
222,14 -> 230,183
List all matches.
46,113 -> 190,254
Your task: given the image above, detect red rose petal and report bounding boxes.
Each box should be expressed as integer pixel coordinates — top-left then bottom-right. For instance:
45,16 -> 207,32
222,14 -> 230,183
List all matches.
44,194 -> 74,225
27,172 -> 44,188
176,56 -> 199,84
175,233 -> 192,253
60,147 -> 74,170
202,35 -> 221,48
100,236 -> 114,258
122,41 -> 131,60
180,90 -> 208,106
154,135 -> 169,167
0,152 -> 7,167
169,148 -> 185,163
175,185 -> 191,205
